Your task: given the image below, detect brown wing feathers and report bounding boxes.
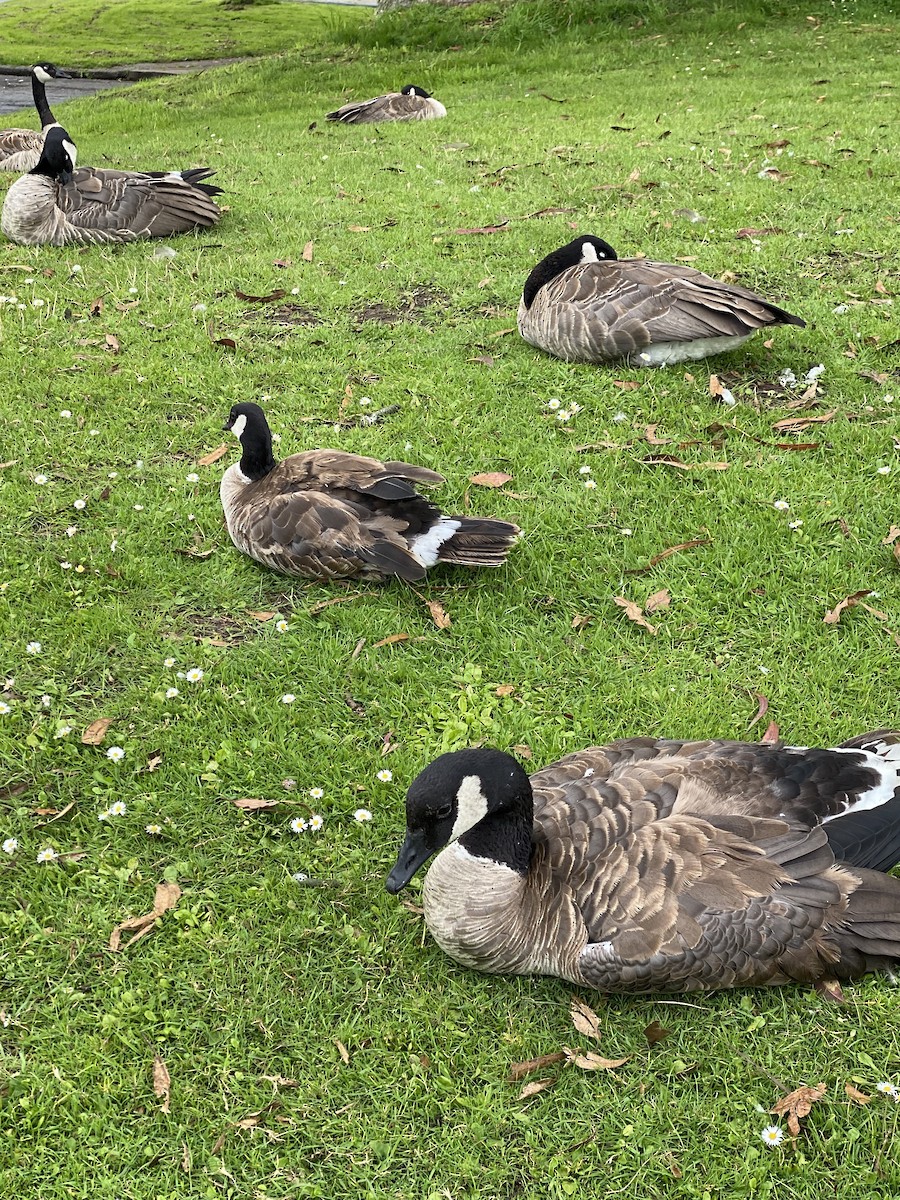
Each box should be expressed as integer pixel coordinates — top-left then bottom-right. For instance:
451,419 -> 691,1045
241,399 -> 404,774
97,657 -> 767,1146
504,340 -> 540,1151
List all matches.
60,168 -> 221,239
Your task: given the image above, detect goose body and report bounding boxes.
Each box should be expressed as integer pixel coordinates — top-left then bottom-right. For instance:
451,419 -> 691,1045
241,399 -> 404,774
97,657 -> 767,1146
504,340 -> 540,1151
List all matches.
326,85 -> 446,125
1,126 -> 222,247
220,402 -> 519,582
0,63 -> 68,172
518,235 -> 805,367
387,733 -> 900,994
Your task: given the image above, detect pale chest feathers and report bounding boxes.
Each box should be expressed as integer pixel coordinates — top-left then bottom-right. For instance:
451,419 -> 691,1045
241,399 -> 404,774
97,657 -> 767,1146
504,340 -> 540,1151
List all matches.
1,174 -> 68,245
219,463 -> 255,549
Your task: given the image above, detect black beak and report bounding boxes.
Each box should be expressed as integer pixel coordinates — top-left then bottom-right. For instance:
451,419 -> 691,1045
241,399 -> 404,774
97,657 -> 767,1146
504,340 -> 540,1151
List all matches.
56,69 -> 72,79
222,420 -> 233,432
59,169 -> 73,186
385,828 -> 432,894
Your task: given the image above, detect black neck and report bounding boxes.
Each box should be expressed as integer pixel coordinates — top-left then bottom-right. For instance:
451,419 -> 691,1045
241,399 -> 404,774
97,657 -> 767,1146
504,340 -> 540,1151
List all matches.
32,74 -> 56,129
458,783 -> 533,876
239,426 -> 278,482
521,249 -> 572,310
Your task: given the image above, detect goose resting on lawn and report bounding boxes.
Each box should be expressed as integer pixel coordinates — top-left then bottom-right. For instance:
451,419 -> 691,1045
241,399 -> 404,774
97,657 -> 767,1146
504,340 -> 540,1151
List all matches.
326,85 -> 446,125
387,732 -> 900,994
220,402 -> 520,582
0,63 -> 69,172
517,235 -> 806,367
1,126 -> 222,246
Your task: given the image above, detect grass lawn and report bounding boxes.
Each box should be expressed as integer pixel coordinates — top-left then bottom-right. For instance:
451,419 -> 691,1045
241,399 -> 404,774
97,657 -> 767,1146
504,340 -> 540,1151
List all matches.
1,1 -> 899,1196
0,0 -> 369,68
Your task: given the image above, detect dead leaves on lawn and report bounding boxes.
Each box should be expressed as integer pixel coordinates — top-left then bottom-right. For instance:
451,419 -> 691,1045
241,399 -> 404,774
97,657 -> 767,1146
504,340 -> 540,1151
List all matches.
109,882 -> 181,952
509,997 -> 628,1098
81,717 -> 113,745
615,588 -> 670,635
153,1055 -> 171,1114
770,1082 -> 827,1138
823,589 -> 873,625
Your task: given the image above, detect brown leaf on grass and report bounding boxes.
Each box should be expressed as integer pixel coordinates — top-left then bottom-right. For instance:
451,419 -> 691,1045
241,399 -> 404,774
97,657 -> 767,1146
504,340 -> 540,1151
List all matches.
471,354 -> 496,367
513,743 -> 533,759
302,241 -> 314,262
181,1141 -> 192,1173
614,596 -> 656,635
644,424 -> 670,445
860,369 -> 890,384
213,337 -> 237,352
230,797 -> 280,811
613,379 -> 641,390
517,1078 -> 556,1099
470,471 -> 513,488
708,373 -> 725,398
197,444 -> 229,467
626,537 -> 710,575
571,996 -> 603,1040
571,613 -> 592,631
0,459 -> 18,469
153,1055 -> 171,1114
506,1052 -> 567,1082
882,526 -> 900,546
453,221 -> 509,235
335,1040 -> 350,1065
845,1083 -> 871,1105
234,288 -> 286,304
174,546 -> 215,560
273,257 -> 292,269
410,588 -> 451,630
247,611 -> 277,621
109,882 -> 181,952
373,632 -> 409,648
565,1047 -> 630,1071
35,800 -> 76,825
645,588 -> 671,613
491,326 -> 517,338
772,411 -> 836,433
90,296 -> 103,316
823,590 -> 872,625
644,1021 -> 671,1045
105,333 -> 120,353
643,454 -> 729,471
770,1082 -> 826,1137
736,227 -> 784,238
81,717 -> 113,745
495,684 -> 515,697
308,594 -> 361,616
760,721 -> 780,744
758,168 -> 790,182
747,693 -> 769,730
347,224 -> 371,233
145,752 -> 162,773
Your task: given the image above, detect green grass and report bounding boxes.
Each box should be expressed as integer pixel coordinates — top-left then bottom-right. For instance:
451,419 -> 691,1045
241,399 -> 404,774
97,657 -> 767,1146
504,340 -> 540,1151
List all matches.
1,1 -> 900,1196
0,0 -> 370,67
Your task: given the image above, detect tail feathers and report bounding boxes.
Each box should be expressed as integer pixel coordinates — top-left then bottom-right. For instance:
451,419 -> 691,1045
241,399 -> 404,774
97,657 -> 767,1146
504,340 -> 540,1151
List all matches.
145,167 -> 223,196
436,517 -> 521,568
839,729 -> 900,753
831,869 -> 900,975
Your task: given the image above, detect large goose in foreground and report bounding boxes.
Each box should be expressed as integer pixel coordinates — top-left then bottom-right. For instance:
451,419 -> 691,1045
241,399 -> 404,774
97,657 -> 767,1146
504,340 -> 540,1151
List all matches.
220,402 -> 520,582
517,235 -> 806,367
387,732 -> 900,994
1,126 -> 222,246
0,63 -> 69,173
326,85 -> 446,125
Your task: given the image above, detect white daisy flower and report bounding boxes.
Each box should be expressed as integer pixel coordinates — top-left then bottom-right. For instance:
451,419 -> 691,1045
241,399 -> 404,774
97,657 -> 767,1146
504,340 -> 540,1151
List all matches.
165,687 -> 179,700
33,473 -> 48,485
133,504 -> 144,511
185,668 -> 204,683
308,814 -> 324,831
354,809 -> 373,822
760,1126 -> 784,1148
192,303 -> 207,313
70,264 -> 82,274
376,770 -> 393,783
578,465 -> 592,474
97,810 -> 110,822
620,528 -> 634,537
60,410 -> 72,419
583,479 -> 597,490
145,823 -> 162,835
876,466 -> 891,475
26,641 -> 41,655
36,847 -> 58,864
773,500 -> 790,511
292,871 -> 308,882
876,1082 -> 899,1098
128,287 -> 138,295
186,473 -> 199,483
105,746 -> 125,762
107,801 -> 126,816
282,778 -> 297,791
612,411 -> 628,422
41,695 -> 51,708
545,398 -> 561,410
164,657 -> 176,668
135,460 -> 144,469
309,786 -> 324,799
65,526 -> 77,537
275,619 -> 289,633
281,693 -> 296,704
108,471 -> 118,479
290,817 -> 308,833
2,837 -> 18,855
789,519 -> 804,530
60,561 -> 72,570
54,725 -> 71,738
0,701 -> 10,716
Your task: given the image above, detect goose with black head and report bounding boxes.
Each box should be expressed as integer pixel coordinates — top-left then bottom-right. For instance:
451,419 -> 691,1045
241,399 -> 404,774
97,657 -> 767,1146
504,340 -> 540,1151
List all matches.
0,63 -> 70,173
326,85 -> 446,125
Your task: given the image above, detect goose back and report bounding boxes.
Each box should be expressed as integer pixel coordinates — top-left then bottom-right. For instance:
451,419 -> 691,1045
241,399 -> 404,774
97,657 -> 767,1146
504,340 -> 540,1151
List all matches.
327,86 -> 446,125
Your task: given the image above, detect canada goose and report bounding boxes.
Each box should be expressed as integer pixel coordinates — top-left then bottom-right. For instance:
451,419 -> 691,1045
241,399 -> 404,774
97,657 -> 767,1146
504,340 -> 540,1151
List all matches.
326,85 -> 446,125
518,235 -> 806,367
387,732 -> 900,993
220,402 -> 520,582
0,63 -> 69,173
1,126 -> 222,247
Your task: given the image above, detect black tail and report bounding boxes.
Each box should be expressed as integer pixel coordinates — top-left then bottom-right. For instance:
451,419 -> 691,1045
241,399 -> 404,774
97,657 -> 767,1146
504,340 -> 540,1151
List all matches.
145,167 -> 224,197
437,517 -> 520,568
825,731 -> 900,873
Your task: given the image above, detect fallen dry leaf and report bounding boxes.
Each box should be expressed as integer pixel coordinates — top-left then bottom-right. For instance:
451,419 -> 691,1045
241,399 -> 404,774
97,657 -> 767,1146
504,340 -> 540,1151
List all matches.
471,354 -> 496,367
81,717 -> 113,746
174,546 -> 215,560
565,1047 -> 630,1071
644,424 -> 670,445
234,288 -> 286,304
513,743 -> 532,759
145,751 -> 162,773
302,241 -> 314,262
747,693 -> 769,730
230,797 -> 280,811
495,684 -> 515,697
181,1141 -> 191,1173
570,995 -> 603,1040
105,333 -> 120,353
882,526 -> 900,546
571,613 -> 592,631
517,1079 -> 556,1100
335,1040 -> 350,1065
90,296 -> 103,316
613,380 -> 641,391
645,588 -> 671,614
411,588 -> 451,630
153,1055 -> 171,1114
760,721 -> 780,744
626,537 -> 710,575
770,1082 -> 826,1138
469,471 -> 513,488
197,444 -> 229,467
453,221 -> 509,235
506,1052 -> 567,1082
109,882 -> 181,952
373,632 -> 410,648
823,590 -> 872,625
736,226 -> 784,238
247,610 -> 277,621
308,594 -> 361,616
844,1083 -> 871,1105
644,1020 -> 671,1045
347,224 -> 370,233
614,595 -> 657,635
643,454 -> 728,471
772,411 -> 836,433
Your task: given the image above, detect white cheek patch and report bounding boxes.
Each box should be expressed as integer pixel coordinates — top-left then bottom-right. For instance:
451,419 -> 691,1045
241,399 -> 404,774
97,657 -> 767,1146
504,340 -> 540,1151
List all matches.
449,774 -> 489,842
230,414 -> 247,441
34,66 -> 53,83
580,241 -> 600,263
62,140 -> 77,168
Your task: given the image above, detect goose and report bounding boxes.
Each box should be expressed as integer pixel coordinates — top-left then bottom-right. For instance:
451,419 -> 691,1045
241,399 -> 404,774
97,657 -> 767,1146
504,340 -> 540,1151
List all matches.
0,63 -> 69,173
1,125 -> 222,246
220,402 -> 520,582
386,732 -> 900,994
326,85 -> 446,125
517,235 -> 806,367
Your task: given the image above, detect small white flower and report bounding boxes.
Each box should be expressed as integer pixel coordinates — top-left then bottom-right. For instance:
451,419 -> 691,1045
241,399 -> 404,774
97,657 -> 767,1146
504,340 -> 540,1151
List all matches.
290,287 -> 300,296
583,479 -> 597,490
145,823 -> 162,835
108,471 -> 118,479
876,1081 -> 899,1098
759,666 -> 771,676
805,364 -> 825,383
74,565 -> 85,574
773,500 -> 790,511
41,695 -> 51,708
32,298 -> 44,308
359,396 -> 372,407
832,303 -> 849,314
164,657 -> 176,668
106,746 -> 125,762
2,837 -> 18,855
65,526 -> 77,538
107,801 -> 126,816
186,472 -> 199,483
281,693 -> 296,704
133,504 -> 144,512
165,687 -> 179,700
309,786 -> 324,800
612,411 -> 628,423
290,816 -> 308,833
354,808 -> 373,822
185,668 -> 204,683
760,1126 -> 784,1148
578,465 -> 592,474
0,701 -> 10,716
26,641 -> 41,655
110,540 -> 118,552
308,814 -> 324,831
36,847 -> 58,864
282,778 -> 297,791
97,810 -> 110,821
136,460 -> 144,469
60,561 -> 72,570
376,770 -> 393,783
60,409 -> 72,419
70,264 -> 83,274
546,398 -> 561,410
54,724 -> 72,739
620,528 -> 634,537
128,287 -> 138,295
556,410 -> 572,422
73,499 -> 86,510
275,619 -> 289,633
789,519 -> 804,530
177,672 -> 185,680
292,871 -> 308,882
876,466 -> 891,475
33,473 -> 48,485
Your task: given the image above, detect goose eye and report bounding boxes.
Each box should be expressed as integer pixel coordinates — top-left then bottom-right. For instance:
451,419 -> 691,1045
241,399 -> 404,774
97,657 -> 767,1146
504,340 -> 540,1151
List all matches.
435,803 -> 452,820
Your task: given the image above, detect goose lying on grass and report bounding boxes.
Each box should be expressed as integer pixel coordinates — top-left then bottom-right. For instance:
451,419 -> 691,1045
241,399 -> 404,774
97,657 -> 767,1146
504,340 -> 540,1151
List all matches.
387,732 -> 900,994
220,402 -> 520,582
1,126 -> 223,246
0,63 -> 69,173
326,85 -> 446,125
518,235 -> 806,367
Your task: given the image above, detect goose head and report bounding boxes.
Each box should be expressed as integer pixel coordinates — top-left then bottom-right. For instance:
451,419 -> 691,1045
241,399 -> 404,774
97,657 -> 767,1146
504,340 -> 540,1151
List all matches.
386,748 -> 534,893
400,84 -> 431,98
223,401 -> 278,481
521,234 -> 619,309
32,125 -> 77,183
32,63 -> 70,83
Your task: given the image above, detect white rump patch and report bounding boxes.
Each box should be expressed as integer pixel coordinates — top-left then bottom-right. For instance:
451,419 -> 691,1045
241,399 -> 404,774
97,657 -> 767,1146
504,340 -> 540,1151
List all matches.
820,746 -> 900,823
229,414 -> 247,441
410,518 -> 460,567
634,334 -> 750,367
449,774 -> 489,843
62,139 -> 77,168
33,66 -> 53,83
